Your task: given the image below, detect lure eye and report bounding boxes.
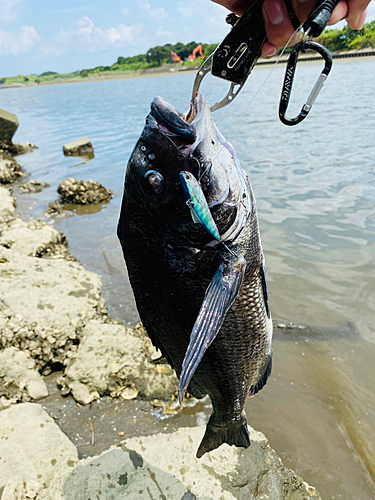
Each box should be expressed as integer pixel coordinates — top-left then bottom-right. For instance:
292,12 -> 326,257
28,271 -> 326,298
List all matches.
144,170 -> 165,195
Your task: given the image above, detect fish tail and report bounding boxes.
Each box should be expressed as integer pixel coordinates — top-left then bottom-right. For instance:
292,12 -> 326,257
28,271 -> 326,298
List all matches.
196,414 -> 250,458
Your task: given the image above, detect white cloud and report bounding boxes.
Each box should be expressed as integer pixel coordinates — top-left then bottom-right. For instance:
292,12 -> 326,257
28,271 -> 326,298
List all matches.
140,1 -> 168,20
0,0 -> 22,25
54,17 -> 143,53
155,26 -> 175,39
0,25 -> 40,55
177,0 -> 206,19
123,8 -> 130,15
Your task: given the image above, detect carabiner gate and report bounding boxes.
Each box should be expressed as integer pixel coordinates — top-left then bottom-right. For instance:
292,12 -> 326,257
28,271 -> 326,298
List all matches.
279,40 -> 333,126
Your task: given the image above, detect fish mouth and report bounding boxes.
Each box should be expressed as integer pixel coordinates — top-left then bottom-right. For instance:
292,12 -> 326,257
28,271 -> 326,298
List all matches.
150,94 -> 207,149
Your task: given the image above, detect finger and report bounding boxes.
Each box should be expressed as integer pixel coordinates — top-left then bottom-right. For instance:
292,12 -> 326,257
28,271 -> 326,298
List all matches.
211,0 -> 251,16
346,0 -> 370,29
348,7 -> 368,29
327,0 -> 348,24
261,41 -> 279,58
291,0 -> 320,26
263,0 -> 297,48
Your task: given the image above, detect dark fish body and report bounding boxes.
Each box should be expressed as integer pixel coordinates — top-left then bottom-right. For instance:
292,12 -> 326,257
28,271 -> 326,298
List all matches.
117,93 -> 273,457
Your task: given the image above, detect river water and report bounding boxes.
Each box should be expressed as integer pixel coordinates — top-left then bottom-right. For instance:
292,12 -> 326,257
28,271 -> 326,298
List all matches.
1,58 -> 374,499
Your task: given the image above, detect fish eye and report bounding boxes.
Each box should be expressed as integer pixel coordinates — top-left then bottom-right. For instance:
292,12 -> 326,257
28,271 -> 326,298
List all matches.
185,173 -> 191,181
144,170 -> 165,195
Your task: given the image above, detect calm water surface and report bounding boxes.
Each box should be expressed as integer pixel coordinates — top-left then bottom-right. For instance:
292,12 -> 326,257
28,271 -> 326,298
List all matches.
1,59 -> 374,499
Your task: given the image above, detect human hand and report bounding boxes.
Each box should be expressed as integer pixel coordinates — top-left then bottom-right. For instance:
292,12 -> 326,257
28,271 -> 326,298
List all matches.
212,0 -> 372,58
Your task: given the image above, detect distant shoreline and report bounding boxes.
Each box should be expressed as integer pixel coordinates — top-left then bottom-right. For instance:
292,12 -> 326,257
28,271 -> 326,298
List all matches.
1,48 -> 374,90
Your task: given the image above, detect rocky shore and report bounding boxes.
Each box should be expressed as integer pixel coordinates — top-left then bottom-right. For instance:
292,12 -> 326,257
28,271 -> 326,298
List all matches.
0,139 -> 323,498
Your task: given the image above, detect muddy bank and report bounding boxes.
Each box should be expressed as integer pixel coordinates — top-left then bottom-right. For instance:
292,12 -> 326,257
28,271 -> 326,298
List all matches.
0,155 -> 324,499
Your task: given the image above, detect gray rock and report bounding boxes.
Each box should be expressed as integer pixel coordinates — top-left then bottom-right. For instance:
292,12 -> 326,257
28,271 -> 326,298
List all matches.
11,142 -> 38,156
63,138 -> 94,157
0,245 -> 107,369
20,180 -> 50,193
62,321 -> 178,404
0,186 -> 15,224
41,426 -> 322,500
0,188 -> 177,406
0,108 -> 19,146
44,200 -> 68,218
0,218 -> 67,257
57,177 -> 113,205
0,403 -> 78,499
0,156 -> 24,184
0,347 -> 48,406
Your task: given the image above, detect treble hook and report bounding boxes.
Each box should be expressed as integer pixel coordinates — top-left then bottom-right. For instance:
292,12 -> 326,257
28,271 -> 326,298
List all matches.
279,40 -> 333,126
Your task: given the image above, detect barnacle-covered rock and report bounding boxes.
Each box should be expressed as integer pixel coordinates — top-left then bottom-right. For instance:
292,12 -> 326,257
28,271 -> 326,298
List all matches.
57,177 -> 113,205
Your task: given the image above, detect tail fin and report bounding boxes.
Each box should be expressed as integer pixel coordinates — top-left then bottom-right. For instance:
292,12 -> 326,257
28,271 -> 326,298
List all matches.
196,414 -> 250,458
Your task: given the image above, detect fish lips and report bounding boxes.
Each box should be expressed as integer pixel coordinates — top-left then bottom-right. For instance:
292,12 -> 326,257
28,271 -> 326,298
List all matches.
150,96 -> 197,147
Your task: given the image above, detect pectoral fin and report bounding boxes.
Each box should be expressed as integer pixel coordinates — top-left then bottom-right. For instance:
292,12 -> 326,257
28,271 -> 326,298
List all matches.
178,256 -> 247,403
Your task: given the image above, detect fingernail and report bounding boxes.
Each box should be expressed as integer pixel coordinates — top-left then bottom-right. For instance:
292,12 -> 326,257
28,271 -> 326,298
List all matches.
265,0 -> 284,25
263,45 -> 278,58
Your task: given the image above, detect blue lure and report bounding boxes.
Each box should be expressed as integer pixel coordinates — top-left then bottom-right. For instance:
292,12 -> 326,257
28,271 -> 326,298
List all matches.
179,171 -> 220,242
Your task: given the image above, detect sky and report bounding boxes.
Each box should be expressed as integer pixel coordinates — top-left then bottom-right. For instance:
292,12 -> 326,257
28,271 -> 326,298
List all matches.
1,0 -> 375,77
0,0 -> 231,76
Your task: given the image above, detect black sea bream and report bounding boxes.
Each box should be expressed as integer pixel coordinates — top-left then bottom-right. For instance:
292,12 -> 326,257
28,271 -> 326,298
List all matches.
117,93 -> 273,458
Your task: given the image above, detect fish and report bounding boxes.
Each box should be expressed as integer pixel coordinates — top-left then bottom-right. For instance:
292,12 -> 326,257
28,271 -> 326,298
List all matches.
117,92 -> 273,458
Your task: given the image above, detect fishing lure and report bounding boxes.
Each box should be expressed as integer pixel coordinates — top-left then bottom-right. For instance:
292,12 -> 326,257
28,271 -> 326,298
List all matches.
179,171 -> 220,242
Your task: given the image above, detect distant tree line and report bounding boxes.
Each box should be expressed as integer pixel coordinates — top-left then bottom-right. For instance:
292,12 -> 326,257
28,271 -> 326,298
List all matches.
2,24 -> 374,85
318,20 -> 375,51
116,41 -> 218,67
77,41 -> 219,78
78,21 -> 375,78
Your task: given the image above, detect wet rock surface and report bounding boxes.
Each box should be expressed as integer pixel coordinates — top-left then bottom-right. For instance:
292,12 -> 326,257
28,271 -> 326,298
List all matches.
0,187 -> 176,404
63,138 -> 94,157
20,180 -> 50,193
0,348 -> 48,405
11,142 -> 38,155
61,321 -> 178,404
0,185 -> 15,223
0,218 -> 67,257
44,200 -> 69,218
0,403 -> 78,499
57,177 -> 113,204
40,425 -> 322,500
0,108 -> 19,146
0,156 -> 24,183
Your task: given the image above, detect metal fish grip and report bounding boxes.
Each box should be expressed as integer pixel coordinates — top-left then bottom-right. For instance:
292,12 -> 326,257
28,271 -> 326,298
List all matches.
192,0 -> 266,112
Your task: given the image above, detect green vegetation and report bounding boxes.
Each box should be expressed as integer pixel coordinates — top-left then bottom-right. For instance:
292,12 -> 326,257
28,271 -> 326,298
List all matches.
0,40 -> 219,86
0,25 -> 374,87
317,20 -> 375,51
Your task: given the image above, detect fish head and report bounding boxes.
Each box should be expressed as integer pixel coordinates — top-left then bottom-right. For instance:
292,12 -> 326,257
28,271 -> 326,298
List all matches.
119,92 -> 252,246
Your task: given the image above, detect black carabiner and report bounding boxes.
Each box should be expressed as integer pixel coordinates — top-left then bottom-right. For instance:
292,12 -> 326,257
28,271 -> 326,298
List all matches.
279,40 -> 333,126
